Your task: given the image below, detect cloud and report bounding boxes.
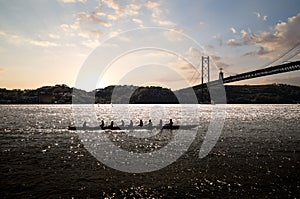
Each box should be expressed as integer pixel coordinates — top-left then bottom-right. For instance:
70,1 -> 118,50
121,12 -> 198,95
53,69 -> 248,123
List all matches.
57,0 -> 176,48
132,18 -> 143,26
226,39 -> 237,46
204,45 -> 214,50
227,29 -> 256,46
29,40 -> 59,47
62,0 -> 87,3
0,30 -> 60,48
78,29 -> 102,39
145,1 -> 160,9
227,29 -> 267,46
215,61 -> 230,69
60,24 -> 70,31
230,27 -> 237,34
187,47 -> 202,58
100,1 -> 141,20
209,54 -> 231,70
227,13 -> 300,56
0,33 -> 23,46
175,58 -> 195,71
211,55 -> 221,61
271,14 -> 300,48
254,12 -> 261,19
77,12 -> 112,27
48,34 -> 60,39
0,31 -> 7,36
81,39 -> 100,48
228,29 -> 257,46
59,9 -> 110,42
156,20 -> 176,27
254,12 -> 267,21
101,0 -> 120,11
199,21 -> 205,26
58,1 -> 141,48
19,0 -> 177,51
0,68 -> 4,72
243,46 -> 272,57
145,1 -> 176,27
163,29 -> 185,42
180,47 -> 205,73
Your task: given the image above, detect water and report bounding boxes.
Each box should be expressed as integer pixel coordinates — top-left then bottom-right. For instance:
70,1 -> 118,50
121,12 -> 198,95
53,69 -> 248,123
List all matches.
0,104 -> 299,198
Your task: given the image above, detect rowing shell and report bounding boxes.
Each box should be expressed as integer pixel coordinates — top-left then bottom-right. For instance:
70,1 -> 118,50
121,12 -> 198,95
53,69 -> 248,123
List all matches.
68,125 -> 198,131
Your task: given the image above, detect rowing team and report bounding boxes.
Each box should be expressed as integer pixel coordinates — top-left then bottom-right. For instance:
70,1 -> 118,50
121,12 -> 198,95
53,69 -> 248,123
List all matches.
83,119 -> 174,128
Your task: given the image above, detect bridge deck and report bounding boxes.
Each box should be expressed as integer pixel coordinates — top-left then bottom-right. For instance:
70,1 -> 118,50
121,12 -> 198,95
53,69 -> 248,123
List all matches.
222,60 -> 300,84
204,60 -> 300,87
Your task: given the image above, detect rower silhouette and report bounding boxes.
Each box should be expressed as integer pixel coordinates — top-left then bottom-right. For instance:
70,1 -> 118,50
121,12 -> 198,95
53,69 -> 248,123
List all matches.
147,119 -> 152,127
83,121 -> 87,128
138,119 -> 143,127
129,120 -> 133,128
159,119 -> 163,128
167,119 -> 173,127
100,120 -> 104,128
120,120 -> 125,127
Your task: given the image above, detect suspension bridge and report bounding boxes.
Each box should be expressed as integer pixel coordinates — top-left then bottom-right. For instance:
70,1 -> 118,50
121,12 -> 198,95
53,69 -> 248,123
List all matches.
196,43 -> 300,86
219,60 -> 300,84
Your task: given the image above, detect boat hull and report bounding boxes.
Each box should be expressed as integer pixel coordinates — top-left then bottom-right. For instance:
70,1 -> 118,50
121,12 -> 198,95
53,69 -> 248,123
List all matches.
68,125 -> 197,131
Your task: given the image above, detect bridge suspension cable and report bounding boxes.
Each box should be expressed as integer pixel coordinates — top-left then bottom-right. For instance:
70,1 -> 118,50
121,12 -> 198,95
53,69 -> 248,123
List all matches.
262,42 -> 300,68
280,44 -> 300,63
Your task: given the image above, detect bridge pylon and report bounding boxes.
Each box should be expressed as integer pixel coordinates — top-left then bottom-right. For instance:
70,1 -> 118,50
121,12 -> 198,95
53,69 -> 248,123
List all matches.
201,56 -> 210,84
201,56 -> 210,103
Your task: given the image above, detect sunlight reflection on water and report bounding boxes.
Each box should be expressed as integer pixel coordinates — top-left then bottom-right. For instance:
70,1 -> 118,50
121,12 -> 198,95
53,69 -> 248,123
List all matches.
0,104 -> 299,197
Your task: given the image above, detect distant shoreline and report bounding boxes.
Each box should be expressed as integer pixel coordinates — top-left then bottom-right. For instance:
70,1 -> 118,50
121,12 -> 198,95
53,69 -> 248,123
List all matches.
0,83 -> 299,104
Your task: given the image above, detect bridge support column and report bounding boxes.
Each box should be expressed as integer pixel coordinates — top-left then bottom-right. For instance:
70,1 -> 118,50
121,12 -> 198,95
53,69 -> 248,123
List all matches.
201,56 -> 210,103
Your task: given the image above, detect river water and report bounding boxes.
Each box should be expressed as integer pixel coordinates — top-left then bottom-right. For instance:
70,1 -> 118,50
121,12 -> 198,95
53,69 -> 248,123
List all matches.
0,104 -> 299,198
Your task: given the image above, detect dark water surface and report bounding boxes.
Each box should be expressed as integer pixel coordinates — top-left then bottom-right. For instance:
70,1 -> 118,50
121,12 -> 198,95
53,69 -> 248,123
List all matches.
0,105 -> 299,198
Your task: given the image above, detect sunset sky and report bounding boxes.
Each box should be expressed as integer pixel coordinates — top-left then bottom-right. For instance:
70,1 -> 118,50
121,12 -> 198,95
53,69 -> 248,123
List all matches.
0,0 -> 299,90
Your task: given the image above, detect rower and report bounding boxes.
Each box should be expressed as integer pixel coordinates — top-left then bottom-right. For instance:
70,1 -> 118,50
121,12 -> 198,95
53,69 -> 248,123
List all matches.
138,119 -> 143,127
167,119 -> 173,127
159,119 -> 163,128
100,120 -> 104,128
129,120 -> 133,128
120,120 -> 125,127
83,121 -> 87,128
147,119 -> 152,127
110,121 -> 114,128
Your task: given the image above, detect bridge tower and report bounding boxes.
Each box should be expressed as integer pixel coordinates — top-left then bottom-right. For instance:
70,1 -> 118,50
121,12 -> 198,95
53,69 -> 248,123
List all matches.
201,56 -> 210,84
201,56 -> 210,103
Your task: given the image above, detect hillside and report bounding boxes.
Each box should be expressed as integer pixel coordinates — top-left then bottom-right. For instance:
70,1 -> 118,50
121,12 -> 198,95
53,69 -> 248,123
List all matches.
0,84 -> 299,104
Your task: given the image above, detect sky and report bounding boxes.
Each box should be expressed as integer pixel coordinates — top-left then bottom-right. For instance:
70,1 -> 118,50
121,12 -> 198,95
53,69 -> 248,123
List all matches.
0,0 -> 299,90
